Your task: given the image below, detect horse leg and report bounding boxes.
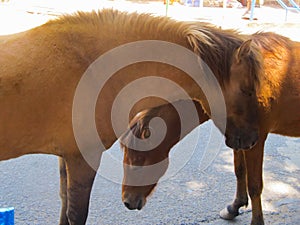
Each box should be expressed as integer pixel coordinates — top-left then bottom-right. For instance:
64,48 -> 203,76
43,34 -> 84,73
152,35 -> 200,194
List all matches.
59,157 -> 69,225
65,154 -> 100,225
220,150 -> 248,220
244,135 -> 267,225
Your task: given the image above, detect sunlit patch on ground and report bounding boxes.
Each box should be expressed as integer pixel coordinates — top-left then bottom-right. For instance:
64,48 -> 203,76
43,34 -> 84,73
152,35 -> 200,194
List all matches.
186,180 -> 205,191
214,148 -> 234,173
261,135 -> 300,215
265,180 -> 299,196
277,138 -> 300,169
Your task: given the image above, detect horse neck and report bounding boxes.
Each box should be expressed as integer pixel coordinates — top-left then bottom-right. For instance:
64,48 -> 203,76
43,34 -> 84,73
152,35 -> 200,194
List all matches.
48,11 -> 192,64
46,12 -> 229,149
68,13 -> 212,149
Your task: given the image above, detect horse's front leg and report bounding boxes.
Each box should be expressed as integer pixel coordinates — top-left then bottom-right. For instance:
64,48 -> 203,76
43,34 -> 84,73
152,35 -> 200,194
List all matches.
65,153 -> 101,225
59,157 -> 69,225
220,150 -> 248,220
244,135 -> 267,225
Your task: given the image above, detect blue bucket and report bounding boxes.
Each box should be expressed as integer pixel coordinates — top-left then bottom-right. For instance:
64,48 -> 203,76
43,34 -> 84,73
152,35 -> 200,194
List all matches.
0,208 -> 14,225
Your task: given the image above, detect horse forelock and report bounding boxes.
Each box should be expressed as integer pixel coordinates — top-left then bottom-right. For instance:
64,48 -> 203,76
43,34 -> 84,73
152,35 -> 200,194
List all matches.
251,32 -> 290,55
250,32 -> 291,85
251,32 -> 288,87
245,41 -> 264,89
119,109 -> 153,150
119,102 -> 175,150
250,32 -> 291,108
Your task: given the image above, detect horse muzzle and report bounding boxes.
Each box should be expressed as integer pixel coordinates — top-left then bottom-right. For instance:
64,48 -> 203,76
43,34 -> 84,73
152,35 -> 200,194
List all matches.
123,195 -> 146,210
225,129 -> 259,150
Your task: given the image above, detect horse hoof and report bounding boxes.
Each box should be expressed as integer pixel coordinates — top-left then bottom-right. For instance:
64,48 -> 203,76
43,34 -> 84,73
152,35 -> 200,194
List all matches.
220,206 -> 238,220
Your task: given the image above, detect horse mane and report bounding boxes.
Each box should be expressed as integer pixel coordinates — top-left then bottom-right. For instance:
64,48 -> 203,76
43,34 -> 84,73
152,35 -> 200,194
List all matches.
51,9 -> 213,45
237,38 -> 264,89
249,32 -> 292,108
248,44 -> 263,89
119,99 -> 207,150
50,9 -> 245,84
119,100 -> 189,149
119,106 -> 164,150
250,32 -> 291,57
51,9 -> 276,97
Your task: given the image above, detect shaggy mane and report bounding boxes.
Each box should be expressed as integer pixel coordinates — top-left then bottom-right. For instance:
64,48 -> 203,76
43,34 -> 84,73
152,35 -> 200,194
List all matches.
50,9 -> 246,83
119,105 -> 167,150
250,32 -> 292,108
251,32 -> 291,56
52,9 -> 214,46
50,9 -> 268,87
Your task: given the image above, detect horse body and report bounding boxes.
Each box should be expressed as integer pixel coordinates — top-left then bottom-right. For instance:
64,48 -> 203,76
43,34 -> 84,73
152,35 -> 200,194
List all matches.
122,31 -> 300,225
1,10 -> 258,163
0,22 -> 87,160
220,33 -> 300,225
0,9 -> 222,225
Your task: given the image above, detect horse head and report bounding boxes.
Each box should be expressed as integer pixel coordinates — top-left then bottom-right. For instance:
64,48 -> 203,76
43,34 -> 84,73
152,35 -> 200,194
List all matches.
224,39 -> 262,150
120,100 -> 208,210
120,107 -> 178,210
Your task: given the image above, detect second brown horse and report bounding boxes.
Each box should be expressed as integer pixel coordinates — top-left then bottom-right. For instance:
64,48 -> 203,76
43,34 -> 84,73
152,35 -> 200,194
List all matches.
121,32 -> 300,225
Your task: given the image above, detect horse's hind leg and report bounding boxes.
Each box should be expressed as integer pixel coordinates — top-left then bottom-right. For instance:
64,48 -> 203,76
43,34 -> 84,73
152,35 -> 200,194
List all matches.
244,135 -> 266,225
65,154 -> 100,225
220,150 -> 248,220
59,157 -> 69,225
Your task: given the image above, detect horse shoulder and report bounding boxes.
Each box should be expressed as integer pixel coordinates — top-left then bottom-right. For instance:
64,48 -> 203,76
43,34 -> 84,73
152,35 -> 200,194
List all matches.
262,40 -> 300,136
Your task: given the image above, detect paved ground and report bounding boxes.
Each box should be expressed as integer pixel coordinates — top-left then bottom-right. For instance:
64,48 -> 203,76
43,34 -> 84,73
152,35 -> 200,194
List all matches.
0,123 -> 299,224
0,1 -> 300,225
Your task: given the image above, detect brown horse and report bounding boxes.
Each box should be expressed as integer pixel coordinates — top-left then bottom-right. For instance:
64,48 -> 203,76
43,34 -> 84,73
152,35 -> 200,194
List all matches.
0,9 -> 271,224
220,32 -> 300,225
121,99 -> 209,209
121,32 -> 300,225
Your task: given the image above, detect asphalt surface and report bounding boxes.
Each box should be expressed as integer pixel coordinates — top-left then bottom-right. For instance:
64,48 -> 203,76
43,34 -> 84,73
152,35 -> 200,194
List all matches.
0,1 -> 300,224
0,121 -> 300,225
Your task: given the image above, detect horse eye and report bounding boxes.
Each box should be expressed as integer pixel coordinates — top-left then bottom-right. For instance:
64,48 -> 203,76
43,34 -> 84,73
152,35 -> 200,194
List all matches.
142,128 -> 151,139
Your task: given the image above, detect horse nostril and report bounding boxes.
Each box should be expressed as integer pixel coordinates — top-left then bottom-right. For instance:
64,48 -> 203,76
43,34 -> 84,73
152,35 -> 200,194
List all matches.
251,140 -> 257,148
124,201 -> 131,209
137,199 -> 143,210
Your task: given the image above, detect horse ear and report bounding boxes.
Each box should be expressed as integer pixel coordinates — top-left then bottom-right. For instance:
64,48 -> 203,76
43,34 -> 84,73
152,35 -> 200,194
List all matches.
236,39 -> 252,61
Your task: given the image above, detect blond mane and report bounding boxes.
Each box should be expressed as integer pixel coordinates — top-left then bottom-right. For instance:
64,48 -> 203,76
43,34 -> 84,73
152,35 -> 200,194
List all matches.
250,32 -> 292,109
53,9 -> 241,43
49,9 -> 268,88
51,9 -> 214,47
